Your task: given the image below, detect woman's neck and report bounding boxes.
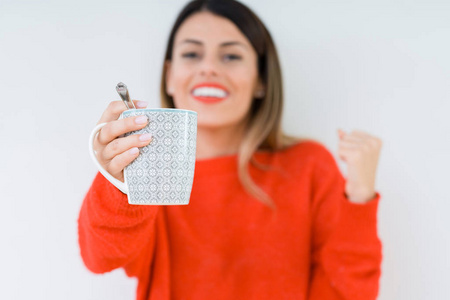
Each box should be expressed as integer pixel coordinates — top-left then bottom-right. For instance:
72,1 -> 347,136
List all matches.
195,123 -> 246,160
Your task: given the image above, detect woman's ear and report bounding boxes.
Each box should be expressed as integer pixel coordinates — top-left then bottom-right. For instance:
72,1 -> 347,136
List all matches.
165,61 -> 174,95
253,79 -> 265,99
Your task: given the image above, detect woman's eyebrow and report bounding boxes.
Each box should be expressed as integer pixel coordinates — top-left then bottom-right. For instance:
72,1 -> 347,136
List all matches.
178,39 -> 202,46
178,39 -> 248,49
221,41 -> 248,49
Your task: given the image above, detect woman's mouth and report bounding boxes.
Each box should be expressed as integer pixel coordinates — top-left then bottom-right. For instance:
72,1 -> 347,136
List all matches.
191,83 -> 229,104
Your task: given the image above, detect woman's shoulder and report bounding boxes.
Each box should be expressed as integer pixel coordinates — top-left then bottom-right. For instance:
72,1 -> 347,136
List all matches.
278,137 -> 336,162
271,138 -> 341,180
266,137 -> 339,174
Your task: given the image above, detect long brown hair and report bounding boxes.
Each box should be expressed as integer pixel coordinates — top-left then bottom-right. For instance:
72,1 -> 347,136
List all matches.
160,0 -> 305,209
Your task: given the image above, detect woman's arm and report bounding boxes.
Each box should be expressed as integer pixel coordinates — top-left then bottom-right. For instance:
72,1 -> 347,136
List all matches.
78,172 -> 160,277
307,146 -> 382,300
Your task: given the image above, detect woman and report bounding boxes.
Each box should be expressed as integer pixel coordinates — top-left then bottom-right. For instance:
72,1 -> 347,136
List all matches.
78,0 -> 383,299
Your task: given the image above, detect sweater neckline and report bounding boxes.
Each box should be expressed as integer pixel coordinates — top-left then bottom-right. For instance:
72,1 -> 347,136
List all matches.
194,153 -> 239,175
194,150 -> 270,176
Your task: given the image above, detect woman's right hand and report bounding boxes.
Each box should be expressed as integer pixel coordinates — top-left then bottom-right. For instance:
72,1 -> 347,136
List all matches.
93,100 -> 152,182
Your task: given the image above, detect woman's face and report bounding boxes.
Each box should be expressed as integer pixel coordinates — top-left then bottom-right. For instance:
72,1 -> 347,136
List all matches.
165,11 -> 263,130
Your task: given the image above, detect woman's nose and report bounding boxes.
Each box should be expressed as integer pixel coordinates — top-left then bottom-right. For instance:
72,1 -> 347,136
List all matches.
199,55 -> 219,77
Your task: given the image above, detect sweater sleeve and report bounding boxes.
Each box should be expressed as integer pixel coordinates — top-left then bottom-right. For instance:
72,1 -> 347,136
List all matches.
307,146 -> 382,300
77,172 -> 160,278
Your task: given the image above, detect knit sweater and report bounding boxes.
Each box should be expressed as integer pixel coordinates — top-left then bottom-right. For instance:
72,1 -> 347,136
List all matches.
78,140 -> 382,300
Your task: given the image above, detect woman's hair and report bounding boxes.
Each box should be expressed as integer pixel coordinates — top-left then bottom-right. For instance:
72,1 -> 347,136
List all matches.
160,0 -> 304,209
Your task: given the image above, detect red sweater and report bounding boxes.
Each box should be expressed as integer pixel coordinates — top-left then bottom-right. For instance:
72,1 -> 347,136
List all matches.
78,141 -> 382,300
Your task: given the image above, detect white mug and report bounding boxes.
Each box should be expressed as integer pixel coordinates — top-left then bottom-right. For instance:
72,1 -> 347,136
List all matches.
89,108 -> 197,205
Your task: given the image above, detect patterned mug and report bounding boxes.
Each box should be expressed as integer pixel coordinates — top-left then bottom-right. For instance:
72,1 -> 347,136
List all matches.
89,108 -> 197,205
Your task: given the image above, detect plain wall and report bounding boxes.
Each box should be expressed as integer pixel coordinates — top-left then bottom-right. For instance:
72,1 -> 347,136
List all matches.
0,0 -> 449,299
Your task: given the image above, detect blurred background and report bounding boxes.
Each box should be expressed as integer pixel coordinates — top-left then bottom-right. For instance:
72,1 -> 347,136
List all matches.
0,0 -> 448,299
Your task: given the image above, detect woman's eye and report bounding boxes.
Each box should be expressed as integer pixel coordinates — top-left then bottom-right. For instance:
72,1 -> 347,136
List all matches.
182,52 -> 199,59
224,54 -> 242,61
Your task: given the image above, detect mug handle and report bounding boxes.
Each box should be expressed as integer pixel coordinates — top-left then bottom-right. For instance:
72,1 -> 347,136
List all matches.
88,122 -> 129,194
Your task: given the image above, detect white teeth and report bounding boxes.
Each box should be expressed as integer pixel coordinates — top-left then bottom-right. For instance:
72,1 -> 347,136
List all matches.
192,87 -> 227,98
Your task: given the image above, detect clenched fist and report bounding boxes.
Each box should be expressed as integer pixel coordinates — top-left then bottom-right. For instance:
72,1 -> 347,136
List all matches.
337,129 -> 383,204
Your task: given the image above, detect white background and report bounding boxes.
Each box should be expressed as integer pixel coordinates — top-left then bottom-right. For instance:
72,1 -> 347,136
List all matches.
0,0 -> 449,299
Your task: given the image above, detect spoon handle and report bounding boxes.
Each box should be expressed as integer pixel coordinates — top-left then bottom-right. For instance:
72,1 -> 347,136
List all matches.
116,82 -> 136,110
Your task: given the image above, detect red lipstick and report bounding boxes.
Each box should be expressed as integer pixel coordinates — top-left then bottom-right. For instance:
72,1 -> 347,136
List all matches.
191,82 -> 229,104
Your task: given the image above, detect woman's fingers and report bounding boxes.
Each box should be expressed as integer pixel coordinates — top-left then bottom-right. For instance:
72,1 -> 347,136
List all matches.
97,100 -> 148,124
91,100 -> 150,181
96,115 -> 149,146
107,147 -> 141,181
102,133 -> 153,161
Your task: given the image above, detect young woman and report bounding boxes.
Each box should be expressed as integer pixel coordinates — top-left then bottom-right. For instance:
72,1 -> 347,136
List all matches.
78,1 -> 383,299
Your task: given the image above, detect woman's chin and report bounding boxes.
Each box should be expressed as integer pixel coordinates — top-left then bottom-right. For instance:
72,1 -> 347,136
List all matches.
197,118 -> 247,132
197,121 -> 228,130
196,119 -> 233,129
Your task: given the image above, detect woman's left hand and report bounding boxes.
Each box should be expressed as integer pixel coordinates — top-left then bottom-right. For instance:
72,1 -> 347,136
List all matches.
337,129 -> 383,204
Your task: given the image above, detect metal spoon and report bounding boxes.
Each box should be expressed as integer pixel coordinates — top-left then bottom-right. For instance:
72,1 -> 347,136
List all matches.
116,82 -> 136,110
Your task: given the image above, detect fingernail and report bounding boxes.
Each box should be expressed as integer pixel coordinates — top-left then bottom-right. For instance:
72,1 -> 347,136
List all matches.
136,101 -> 148,108
139,133 -> 152,141
129,147 -> 139,155
135,116 -> 148,124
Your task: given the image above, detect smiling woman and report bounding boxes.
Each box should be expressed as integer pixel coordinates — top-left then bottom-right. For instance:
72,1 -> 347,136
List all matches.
160,3 -> 300,207
78,0 -> 383,299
